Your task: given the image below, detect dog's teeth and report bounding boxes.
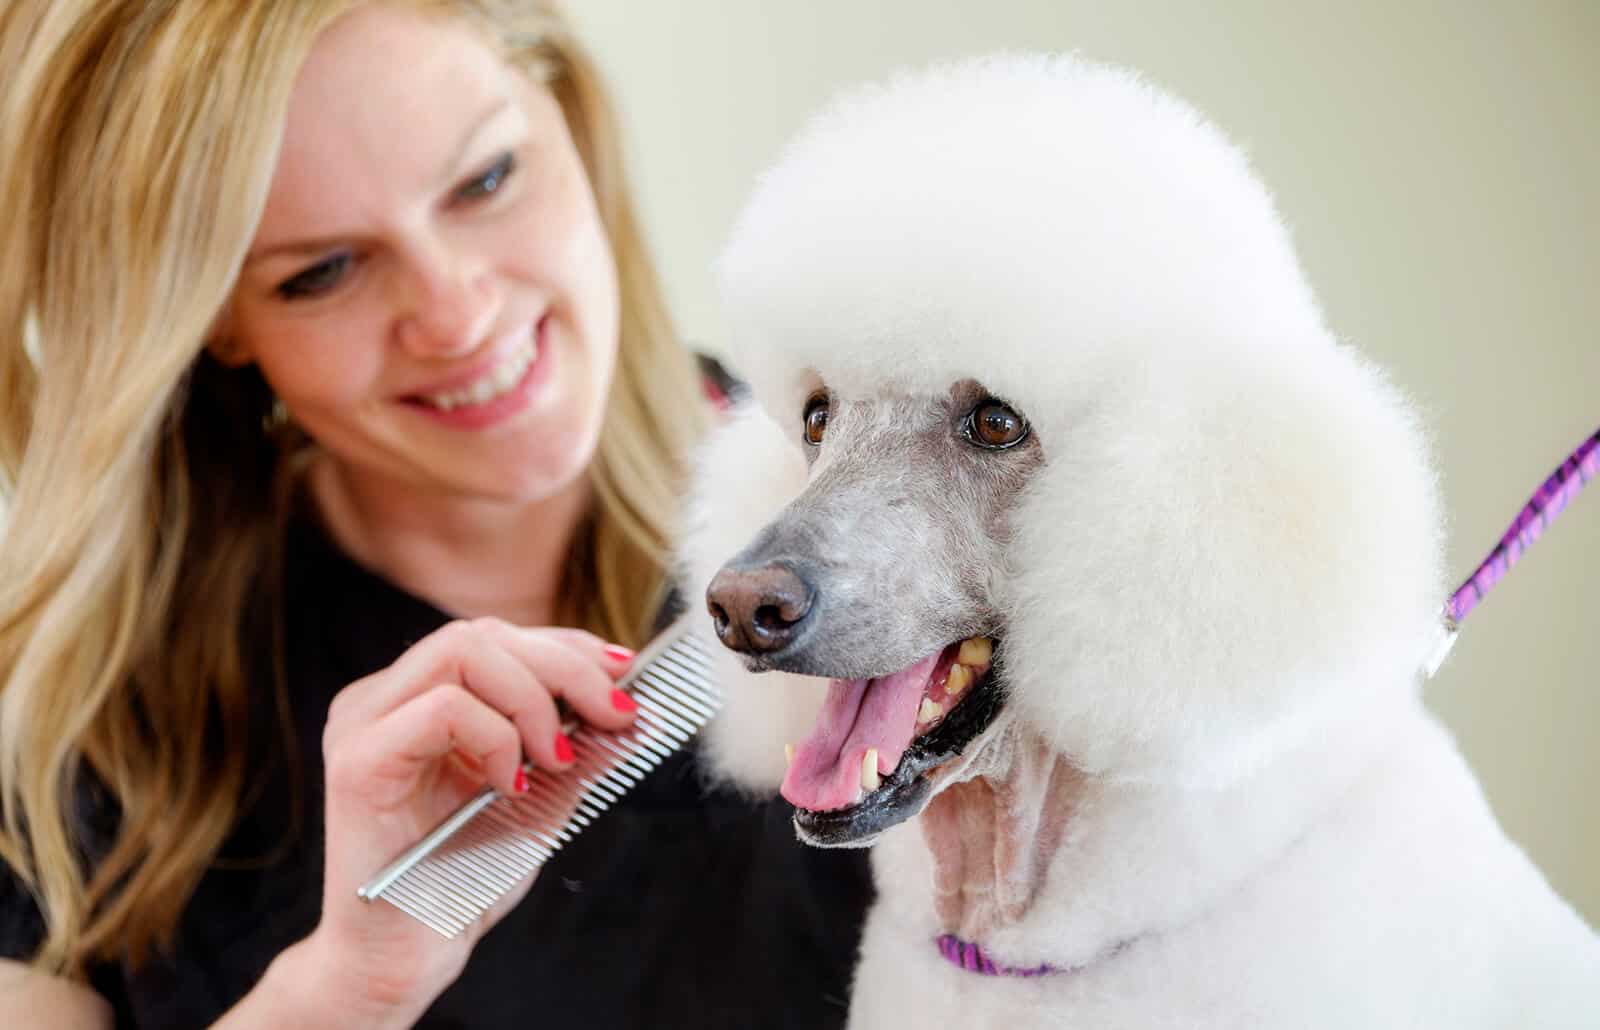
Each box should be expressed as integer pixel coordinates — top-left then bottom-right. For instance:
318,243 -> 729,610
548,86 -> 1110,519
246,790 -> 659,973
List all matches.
945,663 -> 972,696
957,637 -> 993,666
861,749 -> 880,792
918,697 -> 943,725
785,743 -> 795,767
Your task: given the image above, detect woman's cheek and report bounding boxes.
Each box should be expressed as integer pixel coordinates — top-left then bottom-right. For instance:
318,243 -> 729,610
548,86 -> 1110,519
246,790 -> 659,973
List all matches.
262,315 -> 387,413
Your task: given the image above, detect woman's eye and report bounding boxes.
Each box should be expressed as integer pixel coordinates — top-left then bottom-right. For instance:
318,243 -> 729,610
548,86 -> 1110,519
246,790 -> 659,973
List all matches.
964,399 -> 1029,450
803,392 -> 830,446
277,253 -> 352,300
454,152 -> 517,203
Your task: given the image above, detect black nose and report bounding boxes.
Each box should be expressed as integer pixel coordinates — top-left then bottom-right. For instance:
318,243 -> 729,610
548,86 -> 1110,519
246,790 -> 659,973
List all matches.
705,563 -> 815,655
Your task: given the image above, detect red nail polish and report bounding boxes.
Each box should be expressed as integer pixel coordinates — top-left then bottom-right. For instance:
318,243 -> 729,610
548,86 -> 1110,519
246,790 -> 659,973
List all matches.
610,688 -> 638,714
513,768 -> 530,793
603,644 -> 635,665
553,731 -> 575,764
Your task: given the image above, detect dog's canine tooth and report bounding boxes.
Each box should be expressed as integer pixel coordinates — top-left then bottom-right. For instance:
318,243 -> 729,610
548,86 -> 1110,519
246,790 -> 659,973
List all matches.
785,743 -> 796,767
957,637 -> 993,666
862,748 -> 880,792
917,697 -> 943,725
945,663 -> 972,696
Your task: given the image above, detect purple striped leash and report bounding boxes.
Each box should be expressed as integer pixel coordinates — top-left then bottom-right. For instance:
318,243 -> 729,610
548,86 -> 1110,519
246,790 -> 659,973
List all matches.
1424,425 -> 1599,677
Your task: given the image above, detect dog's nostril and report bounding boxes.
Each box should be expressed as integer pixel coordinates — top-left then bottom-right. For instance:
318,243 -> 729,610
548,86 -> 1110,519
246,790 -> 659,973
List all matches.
707,601 -> 730,634
752,603 -> 793,634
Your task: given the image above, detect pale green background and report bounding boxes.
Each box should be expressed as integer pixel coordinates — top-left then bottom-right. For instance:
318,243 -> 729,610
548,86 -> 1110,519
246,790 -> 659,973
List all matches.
569,1 -> 1599,924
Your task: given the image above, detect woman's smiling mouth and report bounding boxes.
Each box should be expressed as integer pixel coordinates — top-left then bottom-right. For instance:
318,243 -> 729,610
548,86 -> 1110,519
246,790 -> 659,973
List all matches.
404,314 -> 554,428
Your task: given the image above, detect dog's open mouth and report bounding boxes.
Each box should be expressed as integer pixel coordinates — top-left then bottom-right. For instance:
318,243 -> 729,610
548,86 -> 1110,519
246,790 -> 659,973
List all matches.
782,637 -> 1005,846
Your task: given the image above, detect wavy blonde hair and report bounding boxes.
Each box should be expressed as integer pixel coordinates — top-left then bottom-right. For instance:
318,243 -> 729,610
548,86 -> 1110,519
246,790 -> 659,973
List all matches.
0,0 -> 705,975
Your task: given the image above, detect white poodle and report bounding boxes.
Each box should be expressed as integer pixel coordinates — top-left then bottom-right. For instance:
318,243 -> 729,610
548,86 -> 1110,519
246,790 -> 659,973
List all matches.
681,55 -> 1599,1027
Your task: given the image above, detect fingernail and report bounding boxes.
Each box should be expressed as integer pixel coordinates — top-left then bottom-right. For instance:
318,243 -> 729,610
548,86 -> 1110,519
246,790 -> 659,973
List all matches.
603,644 -> 635,665
610,689 -> 637,714
553,731 -> 575,764
513,768 -> 531,793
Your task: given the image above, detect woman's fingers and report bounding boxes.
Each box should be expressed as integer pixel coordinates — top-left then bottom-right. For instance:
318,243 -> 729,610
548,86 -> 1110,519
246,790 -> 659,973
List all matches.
331,620 -> 628,721
328,621 -> 515,727
330,683 -> 525,799
503,674 -> 568,773
473,620 -> 637,734
326,618 -> 638,775
528,626 -> 637,675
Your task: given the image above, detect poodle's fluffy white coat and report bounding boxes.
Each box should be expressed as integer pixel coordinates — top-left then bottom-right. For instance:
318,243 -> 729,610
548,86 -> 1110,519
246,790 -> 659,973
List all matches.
681,56 -> 1599,1027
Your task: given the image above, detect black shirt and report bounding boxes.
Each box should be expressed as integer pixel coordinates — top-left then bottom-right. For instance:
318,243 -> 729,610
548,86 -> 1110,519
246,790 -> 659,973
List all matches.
2,507 -> 873,1028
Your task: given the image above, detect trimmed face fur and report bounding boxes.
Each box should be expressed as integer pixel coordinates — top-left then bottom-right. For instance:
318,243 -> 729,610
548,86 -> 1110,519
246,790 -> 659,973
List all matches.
705,380 -> 1042,843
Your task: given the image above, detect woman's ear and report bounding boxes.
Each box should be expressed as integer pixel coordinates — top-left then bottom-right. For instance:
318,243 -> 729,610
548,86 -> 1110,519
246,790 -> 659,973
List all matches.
205,336 -> 254,367
204,308 -> 254,367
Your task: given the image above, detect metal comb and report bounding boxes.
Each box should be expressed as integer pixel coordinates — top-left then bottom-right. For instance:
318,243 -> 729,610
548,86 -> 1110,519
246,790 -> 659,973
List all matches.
356,616 -> 721,937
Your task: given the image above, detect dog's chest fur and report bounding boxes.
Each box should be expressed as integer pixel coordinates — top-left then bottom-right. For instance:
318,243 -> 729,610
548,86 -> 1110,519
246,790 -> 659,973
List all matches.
844,705 -> 1600,1029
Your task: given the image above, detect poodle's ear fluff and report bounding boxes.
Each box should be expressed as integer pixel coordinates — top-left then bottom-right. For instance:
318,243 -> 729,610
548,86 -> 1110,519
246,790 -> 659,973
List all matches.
1000,344 -> 1446,786
677,404 -> 829,793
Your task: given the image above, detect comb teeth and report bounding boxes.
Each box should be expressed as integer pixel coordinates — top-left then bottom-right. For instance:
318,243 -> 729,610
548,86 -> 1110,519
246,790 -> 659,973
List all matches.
357,621 -> 721,938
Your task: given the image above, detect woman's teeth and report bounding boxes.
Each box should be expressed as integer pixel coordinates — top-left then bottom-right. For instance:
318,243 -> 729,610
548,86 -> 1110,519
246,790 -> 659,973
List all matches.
424,339 -> 537,411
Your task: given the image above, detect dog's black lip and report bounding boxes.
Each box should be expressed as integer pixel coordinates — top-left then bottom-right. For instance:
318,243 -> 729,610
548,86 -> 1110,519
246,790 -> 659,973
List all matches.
792,656 -> 1007,848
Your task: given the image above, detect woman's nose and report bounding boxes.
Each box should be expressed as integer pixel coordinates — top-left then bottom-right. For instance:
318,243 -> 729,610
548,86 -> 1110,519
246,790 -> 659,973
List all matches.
396,244 -> 499,357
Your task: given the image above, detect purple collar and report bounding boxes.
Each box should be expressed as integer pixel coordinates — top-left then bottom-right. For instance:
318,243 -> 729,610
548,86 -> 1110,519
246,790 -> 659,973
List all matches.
936,934 -> 1060,978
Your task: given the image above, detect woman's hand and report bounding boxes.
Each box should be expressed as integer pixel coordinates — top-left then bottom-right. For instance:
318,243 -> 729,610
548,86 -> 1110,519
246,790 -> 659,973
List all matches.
251,618 -> 637,1028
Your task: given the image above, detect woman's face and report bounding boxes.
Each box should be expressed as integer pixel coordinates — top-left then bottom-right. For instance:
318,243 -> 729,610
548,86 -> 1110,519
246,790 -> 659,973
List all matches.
223,5 -> 619,505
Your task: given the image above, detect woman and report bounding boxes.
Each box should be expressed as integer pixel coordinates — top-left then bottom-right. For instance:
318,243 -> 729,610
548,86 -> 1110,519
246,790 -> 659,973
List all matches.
0,2 -> 871,1026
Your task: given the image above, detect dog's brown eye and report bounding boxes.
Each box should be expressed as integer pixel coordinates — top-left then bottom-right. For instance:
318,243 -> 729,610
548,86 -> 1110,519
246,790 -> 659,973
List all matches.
966,399 -> 1028,450
803,393 -> 830,446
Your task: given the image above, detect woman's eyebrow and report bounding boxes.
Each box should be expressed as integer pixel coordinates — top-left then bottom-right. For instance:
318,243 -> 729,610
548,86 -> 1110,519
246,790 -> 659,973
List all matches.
245,97 -> 517,266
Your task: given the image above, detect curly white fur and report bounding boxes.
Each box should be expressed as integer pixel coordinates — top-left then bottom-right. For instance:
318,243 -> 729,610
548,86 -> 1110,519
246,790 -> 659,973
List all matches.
682,54 -> 1600,1026
681,405 -> 828,790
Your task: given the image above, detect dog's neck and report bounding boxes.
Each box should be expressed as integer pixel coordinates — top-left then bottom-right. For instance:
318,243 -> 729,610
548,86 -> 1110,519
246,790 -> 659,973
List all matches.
920,735 -> 1088,943
891,697 -> 1419,970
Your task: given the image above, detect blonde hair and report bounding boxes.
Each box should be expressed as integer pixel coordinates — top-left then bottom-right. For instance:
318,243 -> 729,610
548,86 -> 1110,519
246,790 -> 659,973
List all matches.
0,0 -> 705,975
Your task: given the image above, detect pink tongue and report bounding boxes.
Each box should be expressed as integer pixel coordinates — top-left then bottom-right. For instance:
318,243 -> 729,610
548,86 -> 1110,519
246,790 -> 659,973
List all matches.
780,652 -> 941,811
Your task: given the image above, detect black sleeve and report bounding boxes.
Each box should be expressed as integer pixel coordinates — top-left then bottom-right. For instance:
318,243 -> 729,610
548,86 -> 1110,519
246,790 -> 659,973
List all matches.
0,772 -> 113,961
0,853 -> 47,960
2,862 -> 130,1021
